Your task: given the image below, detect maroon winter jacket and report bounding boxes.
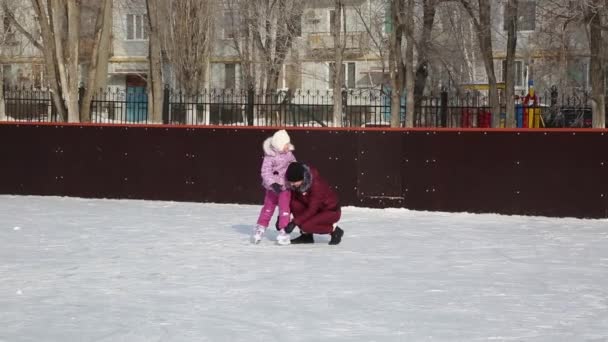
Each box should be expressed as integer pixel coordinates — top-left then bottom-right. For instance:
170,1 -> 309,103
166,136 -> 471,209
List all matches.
290,165 -> 340,226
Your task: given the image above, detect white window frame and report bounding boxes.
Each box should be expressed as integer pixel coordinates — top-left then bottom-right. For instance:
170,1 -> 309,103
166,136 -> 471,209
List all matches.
328,62 -> 356,89
224,63 -> 237,89
2,64 -> 12,84
126,14 -> 148,41
501,60 -> 525,88
223,10 -> 241,39
280,64 -> 303,90
32,64 -> 45,89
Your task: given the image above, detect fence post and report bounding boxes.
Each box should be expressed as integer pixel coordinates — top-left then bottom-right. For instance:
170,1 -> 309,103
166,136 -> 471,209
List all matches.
440,88 -> 448,127
78,84 -> 85,108
550,85 -> 558,107
162,85 -> 170,124
0,84 -> 5,121
247,88 -> 254,126
342,88 -> 348,126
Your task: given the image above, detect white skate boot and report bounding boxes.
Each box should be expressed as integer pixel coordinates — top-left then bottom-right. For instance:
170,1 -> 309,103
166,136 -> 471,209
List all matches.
251,225 -> 266,244
276,229 -> 291,246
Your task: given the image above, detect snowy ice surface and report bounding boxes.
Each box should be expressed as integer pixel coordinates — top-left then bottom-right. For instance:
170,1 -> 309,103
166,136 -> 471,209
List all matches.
1,195 -> 608,342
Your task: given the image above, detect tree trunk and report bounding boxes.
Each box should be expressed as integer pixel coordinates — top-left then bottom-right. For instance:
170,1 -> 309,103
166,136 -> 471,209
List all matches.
478,0 -> 500,127
413,0 -> 437,115
589,6 -> 605,128
80,0 -> 111,122
94,0 -> 112,91
26,0 -> 67,121
66,0 -> 80,123
404,0 -> 415,128
50,0 -> 70,116
203,58 -> 211,125
388,0 -> 403,128
146,0 -> 164,124
332,0 -> 344,127
48,0 -> 79,122
459,0 -> 500,126
167,0 -> 215,97
504,0 -> 518,128
265,66 -> 280,91
229,1 -> 255,91
558,22 -> 569,92
0,68 -> 5,121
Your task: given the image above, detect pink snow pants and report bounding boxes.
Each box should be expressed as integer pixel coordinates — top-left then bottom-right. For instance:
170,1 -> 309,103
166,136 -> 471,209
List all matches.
256,190 -> 291,229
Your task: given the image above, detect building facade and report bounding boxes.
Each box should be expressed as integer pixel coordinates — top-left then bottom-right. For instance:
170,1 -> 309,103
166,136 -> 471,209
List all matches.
0,0 -> 599,95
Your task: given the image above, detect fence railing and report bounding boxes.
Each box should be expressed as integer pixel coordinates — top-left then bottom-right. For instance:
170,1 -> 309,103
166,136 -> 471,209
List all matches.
0,86 -> 596,128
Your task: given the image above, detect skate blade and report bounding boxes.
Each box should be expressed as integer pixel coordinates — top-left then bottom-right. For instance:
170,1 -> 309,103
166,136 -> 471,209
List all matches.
276,238 -> 291,246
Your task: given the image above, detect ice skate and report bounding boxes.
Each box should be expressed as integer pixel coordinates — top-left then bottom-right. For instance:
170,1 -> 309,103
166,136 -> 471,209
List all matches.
276,229 -> 291,246
251,225 -> 266,244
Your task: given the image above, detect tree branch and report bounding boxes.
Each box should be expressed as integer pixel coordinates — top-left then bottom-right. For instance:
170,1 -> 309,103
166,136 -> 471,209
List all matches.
2,1 -> 43,50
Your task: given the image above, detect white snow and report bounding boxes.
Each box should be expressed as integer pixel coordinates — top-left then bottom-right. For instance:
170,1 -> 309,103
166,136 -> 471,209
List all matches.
1,195 -> 608,341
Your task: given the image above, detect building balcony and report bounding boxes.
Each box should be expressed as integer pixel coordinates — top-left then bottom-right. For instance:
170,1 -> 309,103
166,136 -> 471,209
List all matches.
306,32 -> 370,52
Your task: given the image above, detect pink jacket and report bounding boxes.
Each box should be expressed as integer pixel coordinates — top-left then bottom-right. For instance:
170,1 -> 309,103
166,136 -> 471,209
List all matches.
260,137 -> 296,191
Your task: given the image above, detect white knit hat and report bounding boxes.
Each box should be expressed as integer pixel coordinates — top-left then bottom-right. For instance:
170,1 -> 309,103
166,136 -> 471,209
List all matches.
270,129 -> 291,151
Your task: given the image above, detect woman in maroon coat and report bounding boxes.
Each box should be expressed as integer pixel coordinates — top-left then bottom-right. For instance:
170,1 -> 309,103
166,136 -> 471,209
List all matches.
283,162 -> 344,245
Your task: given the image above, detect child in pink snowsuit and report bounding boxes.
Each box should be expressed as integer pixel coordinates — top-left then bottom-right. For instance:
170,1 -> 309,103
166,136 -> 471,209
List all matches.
252,129 -> 296,245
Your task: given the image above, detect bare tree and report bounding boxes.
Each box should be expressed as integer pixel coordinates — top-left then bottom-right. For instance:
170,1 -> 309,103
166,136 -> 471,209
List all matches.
3,0 -> 113,123
586,0 -> 605,128
146,0 -> 163,123
404,0 -> 414,127
80,0 -> 113,122
357,0 -> 464,127
165,0 -> 215,96
0,1 -> 11,121
459,0 -> 501,127
388,0 -> 404,127
2,1 -> 49,120
504,0 -> 518,128
435,3 -> 479,87
18,0 -> 81,122
413,0 -> 439,115
224,0 -> 302,92
0,68 -> 4,120
252,0 -> 302,91
331,0 -> 347,127
353,1 -> 389,84
539,0 -> 606,128
225,0 -> 257,90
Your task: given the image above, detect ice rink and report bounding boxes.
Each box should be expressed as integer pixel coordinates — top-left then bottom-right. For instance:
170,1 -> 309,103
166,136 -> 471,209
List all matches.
1,195 -> 608,341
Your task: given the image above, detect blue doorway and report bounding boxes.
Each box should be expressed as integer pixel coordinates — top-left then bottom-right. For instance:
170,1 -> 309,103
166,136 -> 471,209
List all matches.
125,75 -> 148,122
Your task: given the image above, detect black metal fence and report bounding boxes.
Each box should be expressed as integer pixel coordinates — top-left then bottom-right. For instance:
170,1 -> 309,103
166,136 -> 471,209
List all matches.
0,86 -> 596,128
3,88 -> 57,122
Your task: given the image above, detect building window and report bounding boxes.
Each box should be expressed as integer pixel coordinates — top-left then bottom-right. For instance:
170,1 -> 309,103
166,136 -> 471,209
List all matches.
126,14 -> 148,41
224,11 -> 243,39
503,1 -> 536,31
567,60 -> 589,89
501,60 -> 524,87
329,62 -> 356,88
225,64 -> 236,89
32,64 -> 44,88
384,3 -> 392,34
2,64 -> 11,84
347,62 -> 356,88
281,64 -> 302,89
